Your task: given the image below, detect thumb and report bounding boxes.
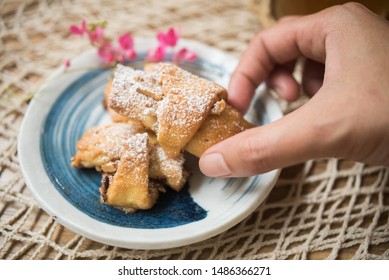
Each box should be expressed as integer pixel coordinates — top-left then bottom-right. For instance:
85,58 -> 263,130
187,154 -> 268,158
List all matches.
199,96 -> 340,177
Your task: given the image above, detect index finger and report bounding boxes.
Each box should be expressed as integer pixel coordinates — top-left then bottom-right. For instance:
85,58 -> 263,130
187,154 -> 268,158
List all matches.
228,12 -> 328,113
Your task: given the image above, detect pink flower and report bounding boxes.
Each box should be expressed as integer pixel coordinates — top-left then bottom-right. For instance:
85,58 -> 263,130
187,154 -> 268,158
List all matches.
117,33 -> 136,62
116,49 -> 136,63
151,27 -> 197,63
64,59 -> 71,68
98,42 -> 116,64
88,27 -> 104,44
157,28 -> 179,47
69,20 -> 87,36
118,33 -> 134,50
173,48 -> 197,62
146,44 -> 166,62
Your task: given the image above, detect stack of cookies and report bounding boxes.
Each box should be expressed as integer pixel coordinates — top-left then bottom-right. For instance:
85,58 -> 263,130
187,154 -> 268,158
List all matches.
71,63 -> 253,213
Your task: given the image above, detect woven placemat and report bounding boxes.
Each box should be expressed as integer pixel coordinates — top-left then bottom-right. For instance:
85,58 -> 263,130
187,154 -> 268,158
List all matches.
1,0 -> 388,260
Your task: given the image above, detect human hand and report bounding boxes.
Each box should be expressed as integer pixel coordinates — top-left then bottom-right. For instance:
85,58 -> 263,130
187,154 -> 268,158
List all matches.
200,3 -> 389,177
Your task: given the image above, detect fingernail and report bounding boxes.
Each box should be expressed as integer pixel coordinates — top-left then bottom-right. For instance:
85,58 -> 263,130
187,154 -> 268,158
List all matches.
200,153 -> 232,177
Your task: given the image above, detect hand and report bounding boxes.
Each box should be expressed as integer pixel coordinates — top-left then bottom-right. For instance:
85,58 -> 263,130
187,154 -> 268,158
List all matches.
200,3 -> 389,177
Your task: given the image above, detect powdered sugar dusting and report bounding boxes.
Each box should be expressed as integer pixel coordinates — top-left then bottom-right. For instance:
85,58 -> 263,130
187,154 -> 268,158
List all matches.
124,132 -> 149,163
71,123 -> 148,174
108,63 -> 230,157
113,132 -> 149,192
210,99 -> 227,115
155,63 -> 227,156
110,64 -> 158,123
155,144 -> 184,174
149,143 -> 187,191
109,63 -> 228,156
157,93 -> 213,135
94,123 -> 144,160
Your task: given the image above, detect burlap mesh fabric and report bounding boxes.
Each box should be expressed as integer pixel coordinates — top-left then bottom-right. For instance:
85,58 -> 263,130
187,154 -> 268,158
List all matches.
1,0 -> 388,260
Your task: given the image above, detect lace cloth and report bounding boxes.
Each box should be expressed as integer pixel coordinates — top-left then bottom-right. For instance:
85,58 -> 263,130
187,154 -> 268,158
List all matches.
0,0 -> 388,259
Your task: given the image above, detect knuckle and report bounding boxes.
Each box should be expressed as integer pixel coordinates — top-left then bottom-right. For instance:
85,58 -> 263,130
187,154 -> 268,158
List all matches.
325,2 -> 368,27
342,2 -> 369,12
240,135 -> 272,174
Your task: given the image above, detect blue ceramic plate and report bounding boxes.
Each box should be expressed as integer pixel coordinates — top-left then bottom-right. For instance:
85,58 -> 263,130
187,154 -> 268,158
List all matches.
18,38 -> 282,249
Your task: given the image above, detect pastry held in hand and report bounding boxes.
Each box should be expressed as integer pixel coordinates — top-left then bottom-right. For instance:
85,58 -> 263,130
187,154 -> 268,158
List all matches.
109,63 -> 253,158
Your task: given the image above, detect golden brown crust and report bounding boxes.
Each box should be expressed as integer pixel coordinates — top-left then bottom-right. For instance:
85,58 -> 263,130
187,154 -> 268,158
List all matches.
155,64 -> 227,156
185,105 -> 254,157
148,133 -> 189,191
72,63 -> 253,213
99,134 -> 159,211
109,63 -> 233,157
104,80 -> 130,123
143,62 -> 160,73
107,63 -> 253,158
72,123 -> 188,192
71,123 -> 145,173
109,64 -> 159,131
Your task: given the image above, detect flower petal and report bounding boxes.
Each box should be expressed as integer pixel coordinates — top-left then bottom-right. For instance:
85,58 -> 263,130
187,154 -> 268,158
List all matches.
157,32 -> 166,46
118,33 -> 134,50
98,42 -> 116,63
64,59 -> 71,68
146,44 -> 166,62
88,27 -> 105,44
81,19 -> 87,33
117,48 -> 137,63
124,49 -> 136,60
183,49 -> 197,61
69,20 -> 87,35
69,25 -> 83,35
157,27 -> 179,47
173,48 -> 197,62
